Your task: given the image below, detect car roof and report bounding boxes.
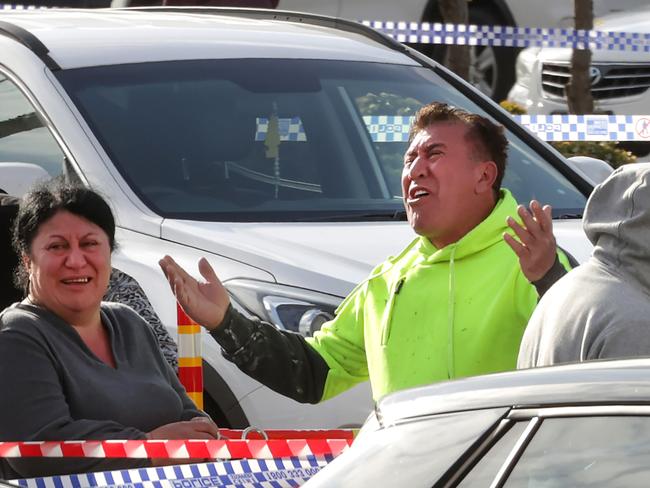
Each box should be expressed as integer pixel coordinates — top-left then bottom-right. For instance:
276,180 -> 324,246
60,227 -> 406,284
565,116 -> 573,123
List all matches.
0,8 -> 420,70
378,359 -> 650,425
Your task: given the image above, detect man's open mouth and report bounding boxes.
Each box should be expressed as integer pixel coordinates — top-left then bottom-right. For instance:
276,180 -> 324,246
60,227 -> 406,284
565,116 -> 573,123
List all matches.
408,187 -> 431,201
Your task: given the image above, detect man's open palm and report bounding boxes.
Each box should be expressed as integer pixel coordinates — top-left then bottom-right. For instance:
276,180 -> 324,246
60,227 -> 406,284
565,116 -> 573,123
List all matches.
159,255 -> 231,330
504,200 -> 557,283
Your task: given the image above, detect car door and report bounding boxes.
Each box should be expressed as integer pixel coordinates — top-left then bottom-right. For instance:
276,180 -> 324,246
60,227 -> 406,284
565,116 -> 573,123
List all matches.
453,405 -> 650,487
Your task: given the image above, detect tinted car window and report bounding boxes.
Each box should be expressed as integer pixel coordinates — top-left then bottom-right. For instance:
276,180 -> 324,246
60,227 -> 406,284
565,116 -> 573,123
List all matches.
504,416 -> 650,487
0,74 -> 64,177
307,408 -> 508,487
56,59 -> 587,222
458,421 -> 527,487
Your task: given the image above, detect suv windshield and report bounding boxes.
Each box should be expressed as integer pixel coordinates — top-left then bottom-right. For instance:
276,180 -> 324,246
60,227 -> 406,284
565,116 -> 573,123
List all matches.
56,59 -> 587,222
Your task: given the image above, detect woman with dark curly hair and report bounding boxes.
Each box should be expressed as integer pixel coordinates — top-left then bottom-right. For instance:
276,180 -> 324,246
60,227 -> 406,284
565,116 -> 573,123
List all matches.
0,179 -> 218,479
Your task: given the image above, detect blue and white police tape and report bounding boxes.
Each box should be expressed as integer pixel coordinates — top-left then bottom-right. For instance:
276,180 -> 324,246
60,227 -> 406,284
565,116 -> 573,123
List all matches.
0,4 -> 49,9
516,114 -> 650,142
13,456 -> 333,488
255,117 -> 306,142
363,116 -> 413,142
363,21 -> 650,52
364,114 -> 650,142
3,5 -> 648,53
254,114 -> 650,143
254,115 -> 412,143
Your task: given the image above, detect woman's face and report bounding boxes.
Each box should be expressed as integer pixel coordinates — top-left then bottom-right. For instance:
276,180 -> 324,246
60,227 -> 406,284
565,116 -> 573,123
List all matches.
24,210 -> 111,324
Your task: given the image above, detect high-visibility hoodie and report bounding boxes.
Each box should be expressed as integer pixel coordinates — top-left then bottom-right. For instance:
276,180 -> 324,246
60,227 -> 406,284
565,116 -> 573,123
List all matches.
211,189 -> 571,403
309,189 -> 557,400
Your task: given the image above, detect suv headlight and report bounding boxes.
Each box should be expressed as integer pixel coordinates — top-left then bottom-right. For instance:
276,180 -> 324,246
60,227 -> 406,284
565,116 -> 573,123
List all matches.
224,279 -> 341,337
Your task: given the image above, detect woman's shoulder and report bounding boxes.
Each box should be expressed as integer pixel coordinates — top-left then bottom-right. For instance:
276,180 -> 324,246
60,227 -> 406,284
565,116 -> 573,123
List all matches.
100,302 -> 156,337
101,300 -> 138,315
0,303 -> 59,349
100,301 -> 144,326
1,302 -> 50,331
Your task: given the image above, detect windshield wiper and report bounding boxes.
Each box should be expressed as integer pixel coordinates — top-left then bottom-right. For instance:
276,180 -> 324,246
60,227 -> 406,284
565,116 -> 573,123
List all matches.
293,210 -> 407,222
380,210 -> 406,221
556,213 -> 583,219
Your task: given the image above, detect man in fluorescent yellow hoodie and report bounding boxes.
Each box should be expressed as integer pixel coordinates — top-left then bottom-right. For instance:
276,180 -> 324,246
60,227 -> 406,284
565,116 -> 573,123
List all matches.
160,103 -> 572,402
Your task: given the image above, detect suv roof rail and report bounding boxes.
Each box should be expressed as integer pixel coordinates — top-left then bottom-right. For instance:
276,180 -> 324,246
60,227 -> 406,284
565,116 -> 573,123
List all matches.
0,20 -> 60,70
121,6 -> 410,55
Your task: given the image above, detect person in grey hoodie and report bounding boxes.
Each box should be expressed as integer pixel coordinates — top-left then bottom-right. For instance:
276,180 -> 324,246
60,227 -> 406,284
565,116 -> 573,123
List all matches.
518,163 -> 650,369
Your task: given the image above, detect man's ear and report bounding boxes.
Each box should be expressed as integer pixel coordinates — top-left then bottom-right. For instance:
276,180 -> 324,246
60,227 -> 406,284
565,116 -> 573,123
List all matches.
475,161 -> 498,195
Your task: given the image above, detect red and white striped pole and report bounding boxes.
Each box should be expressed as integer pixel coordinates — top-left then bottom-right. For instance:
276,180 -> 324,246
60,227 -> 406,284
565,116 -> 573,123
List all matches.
177,304 -> 203,409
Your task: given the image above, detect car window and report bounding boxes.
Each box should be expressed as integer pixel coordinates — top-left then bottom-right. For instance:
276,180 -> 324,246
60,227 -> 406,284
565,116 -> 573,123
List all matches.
307,407 -> 508,487
504,416 -> 650,487
55,59 -> 587,222
0,73 -> 65,177
457,421 -> 528,487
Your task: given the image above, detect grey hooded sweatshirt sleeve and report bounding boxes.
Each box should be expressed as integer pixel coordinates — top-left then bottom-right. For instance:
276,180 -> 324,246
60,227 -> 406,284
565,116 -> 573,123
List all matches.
518,163 -> 650,369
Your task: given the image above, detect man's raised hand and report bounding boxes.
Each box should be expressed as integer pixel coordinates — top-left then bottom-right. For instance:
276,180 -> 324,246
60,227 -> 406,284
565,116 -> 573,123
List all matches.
504,200 -> 557,283
159,255 -> 230,330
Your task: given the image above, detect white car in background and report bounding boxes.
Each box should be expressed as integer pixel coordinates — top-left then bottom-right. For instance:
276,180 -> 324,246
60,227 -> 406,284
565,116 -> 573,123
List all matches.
277,0 -> 648,102
0,7 -> 595,431
508,5 -> 650,116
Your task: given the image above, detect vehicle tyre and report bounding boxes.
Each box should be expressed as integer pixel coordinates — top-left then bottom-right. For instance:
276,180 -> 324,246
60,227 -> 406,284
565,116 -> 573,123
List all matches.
411,3 -> 520,102
203,391 -> 232,428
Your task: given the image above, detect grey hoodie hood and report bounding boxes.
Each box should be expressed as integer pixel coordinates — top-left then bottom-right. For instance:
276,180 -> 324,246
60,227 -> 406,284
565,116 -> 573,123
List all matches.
583,163 -> 650,294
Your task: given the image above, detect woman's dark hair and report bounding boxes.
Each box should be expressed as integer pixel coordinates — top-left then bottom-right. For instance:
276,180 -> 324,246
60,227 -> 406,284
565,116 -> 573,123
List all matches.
12,178 -> 116,292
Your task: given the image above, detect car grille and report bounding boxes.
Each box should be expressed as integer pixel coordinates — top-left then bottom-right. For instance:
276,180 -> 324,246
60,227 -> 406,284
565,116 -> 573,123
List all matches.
541,63 -> 650,100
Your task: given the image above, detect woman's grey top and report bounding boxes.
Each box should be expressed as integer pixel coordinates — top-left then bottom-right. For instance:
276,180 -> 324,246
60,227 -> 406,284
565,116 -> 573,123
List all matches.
0,302 -> 204,479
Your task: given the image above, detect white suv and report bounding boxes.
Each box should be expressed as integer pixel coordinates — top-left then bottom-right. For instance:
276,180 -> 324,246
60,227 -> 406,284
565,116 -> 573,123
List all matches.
0,7 -> 593,429
508,6 -> 650,116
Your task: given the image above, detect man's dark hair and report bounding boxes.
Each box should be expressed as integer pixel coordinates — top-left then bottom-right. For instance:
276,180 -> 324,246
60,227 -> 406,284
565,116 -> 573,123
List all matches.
409,102 -> 508,195
12,177 -> 116,292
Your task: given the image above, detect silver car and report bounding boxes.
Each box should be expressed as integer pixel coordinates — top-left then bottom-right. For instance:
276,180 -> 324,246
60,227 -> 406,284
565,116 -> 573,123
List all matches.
308,358 -> 650,487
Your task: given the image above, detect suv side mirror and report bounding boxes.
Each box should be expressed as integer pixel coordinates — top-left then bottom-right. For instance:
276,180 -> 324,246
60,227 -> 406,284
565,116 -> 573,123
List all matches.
567,156 -> 614,187
0,162 -> 50,197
